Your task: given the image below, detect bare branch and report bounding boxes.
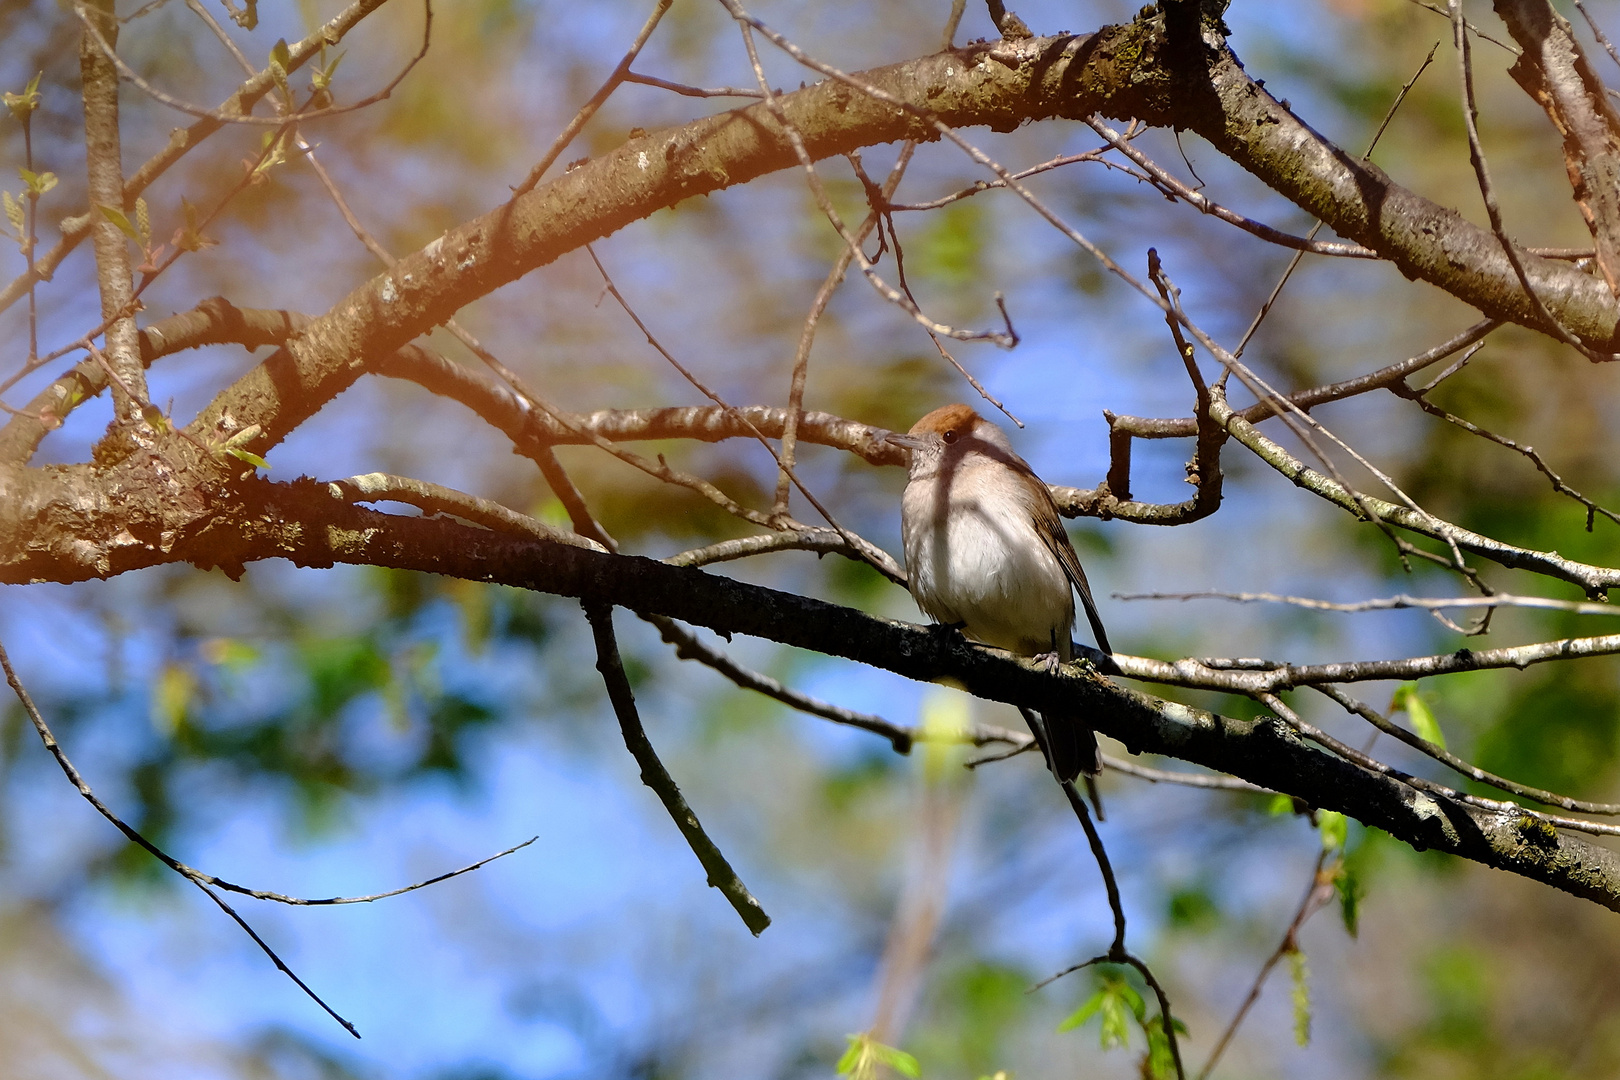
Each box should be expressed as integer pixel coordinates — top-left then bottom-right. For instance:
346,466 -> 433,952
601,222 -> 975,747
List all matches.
1119,589 -> 1620,618
1083,117 -> 1380,259
1315,684 -> 1620,816
0,0 -> 394,320
513,0 -> 673,196
1197,850 -> 1336,1080
74,0 -> 434,128
581,599 -> 771,935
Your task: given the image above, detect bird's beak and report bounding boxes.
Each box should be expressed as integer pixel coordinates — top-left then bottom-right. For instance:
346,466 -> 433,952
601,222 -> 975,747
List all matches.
885,432 -> 926,452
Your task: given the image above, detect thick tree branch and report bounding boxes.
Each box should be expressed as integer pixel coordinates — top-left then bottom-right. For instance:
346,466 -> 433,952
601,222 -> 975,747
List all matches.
1495,0 -> 1620,297
78,0 -> 146,430
141,11 -> 1620,516
9,481 -> 1614,911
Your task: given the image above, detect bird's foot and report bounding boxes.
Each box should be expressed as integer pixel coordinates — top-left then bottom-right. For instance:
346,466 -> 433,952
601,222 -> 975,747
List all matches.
1032,650 -> 1064,673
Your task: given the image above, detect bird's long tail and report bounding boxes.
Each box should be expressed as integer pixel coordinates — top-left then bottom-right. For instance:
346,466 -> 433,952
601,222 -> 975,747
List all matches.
1019,707 -> 1100,783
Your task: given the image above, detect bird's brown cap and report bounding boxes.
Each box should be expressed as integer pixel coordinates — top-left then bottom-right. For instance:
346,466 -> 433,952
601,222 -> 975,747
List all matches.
907,403 -> 982,438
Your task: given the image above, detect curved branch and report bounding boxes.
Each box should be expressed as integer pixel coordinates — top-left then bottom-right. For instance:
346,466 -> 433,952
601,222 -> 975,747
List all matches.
1123,9 -> 1620,347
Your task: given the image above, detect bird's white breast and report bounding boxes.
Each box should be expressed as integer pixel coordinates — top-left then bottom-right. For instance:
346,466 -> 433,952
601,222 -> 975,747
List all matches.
901,460 -> 1074,658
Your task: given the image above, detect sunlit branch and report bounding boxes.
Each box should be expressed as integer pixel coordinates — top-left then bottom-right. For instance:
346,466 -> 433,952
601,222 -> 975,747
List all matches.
1208,394 -> 1620,593
1101,756 -> 1269,793
1121,589 -> 1620,618
1118,630 -> 1620,693
622,70 -> 763,97
513,0 -> 673,195
1257,691 -> 1620,837
1314,684 -> 1620,815
1106,319 -> 1500,442
326,472 -> 606,551
665,528 -> 893,570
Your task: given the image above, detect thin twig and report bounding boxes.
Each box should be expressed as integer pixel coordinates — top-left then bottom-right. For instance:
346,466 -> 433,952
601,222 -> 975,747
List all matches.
774,143 -> 918,515
0,639 -> 361,1037
1101,756 -> 1269,793
326,472 -> 607,551
1574,0 -> 1620,72
1407,0 -> 1520,52
1021,772 -> 1187,1079
585,245 -> 904,582
622,70 -> 762,98
1314,684 -> 1620,816
731,16 -> 1017,348
1397,381 -> 1620,530
291,135 -> 802,538
513,0 -> 673,195
664,528 -> 889,568
0,0 -> 393,322
1196,850 -> 1335,1080
1083,117 -> 1380,259
1120,589 -> 1620,618
1232,41 -> 1439,358
581,598 -> 772,935
75,0 -> 433,127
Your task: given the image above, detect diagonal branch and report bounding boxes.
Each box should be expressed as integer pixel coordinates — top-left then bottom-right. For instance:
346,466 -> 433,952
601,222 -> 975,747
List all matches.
581,598 -> 771,935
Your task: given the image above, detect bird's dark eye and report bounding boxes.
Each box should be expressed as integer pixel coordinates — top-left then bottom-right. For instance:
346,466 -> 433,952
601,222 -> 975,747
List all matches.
942,429 -> 957,443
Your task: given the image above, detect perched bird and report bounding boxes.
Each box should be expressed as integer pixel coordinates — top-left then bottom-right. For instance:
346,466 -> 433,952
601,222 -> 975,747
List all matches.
888,403 -> 1113,783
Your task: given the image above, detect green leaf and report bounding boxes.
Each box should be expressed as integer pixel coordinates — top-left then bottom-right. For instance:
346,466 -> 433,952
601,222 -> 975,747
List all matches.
873,1043 -> 921,1078
1335,856 -> 1365,937
1267,792 -> 1295,816
96,203 -> 138,239
269,38 -> 292,70
1143,1016 -> 1176,1080
3,191 -> 22,237
834,1036 -> 862,1075
225,445 -> 270,470
139,403 -> 169,432
151,662 -> 195,736
1392,683 -> 1446,748
1318,810 -> 1348,852
18,168 -> 56,196
1061,975 -> 1145,1050
1057,988 -> 1106,1032
835,1033 -> 920,1079
1288,949 -> 1311,1047
135,196 -> 151,244
4,71 -> 42,123
312,49 -> 346,92
1098,990 -> 1132,1050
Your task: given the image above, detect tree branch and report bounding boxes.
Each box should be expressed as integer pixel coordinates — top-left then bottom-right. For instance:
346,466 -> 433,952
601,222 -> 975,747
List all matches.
17,484 -> 1615,912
